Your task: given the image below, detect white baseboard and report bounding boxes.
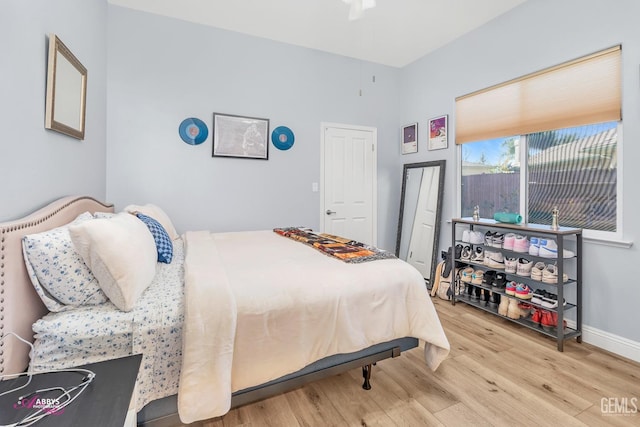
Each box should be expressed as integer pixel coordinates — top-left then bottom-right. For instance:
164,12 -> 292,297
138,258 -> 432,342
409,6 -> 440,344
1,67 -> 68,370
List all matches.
580,324 -> 640,363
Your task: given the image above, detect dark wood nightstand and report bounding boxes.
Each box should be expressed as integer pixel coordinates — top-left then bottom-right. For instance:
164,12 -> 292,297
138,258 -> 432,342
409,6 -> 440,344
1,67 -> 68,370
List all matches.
0,354 -> 141,427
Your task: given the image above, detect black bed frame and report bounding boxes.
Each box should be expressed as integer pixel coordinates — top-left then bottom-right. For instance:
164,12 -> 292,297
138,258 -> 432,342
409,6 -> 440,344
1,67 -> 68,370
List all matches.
138,337 -> 418,426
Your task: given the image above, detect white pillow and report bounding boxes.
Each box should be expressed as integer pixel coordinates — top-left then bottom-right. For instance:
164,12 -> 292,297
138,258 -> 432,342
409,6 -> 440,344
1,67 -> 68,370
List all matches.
123,203 -> 179,240
22,212 -> 108,312
69,212 -> 157,312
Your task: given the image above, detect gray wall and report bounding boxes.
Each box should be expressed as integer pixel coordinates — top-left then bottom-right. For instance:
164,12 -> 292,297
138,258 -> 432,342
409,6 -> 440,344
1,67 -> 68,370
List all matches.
106,6 -> 402,250
0,0 -> 107,220
399,0 -> 640,342
2,0 -> 638,351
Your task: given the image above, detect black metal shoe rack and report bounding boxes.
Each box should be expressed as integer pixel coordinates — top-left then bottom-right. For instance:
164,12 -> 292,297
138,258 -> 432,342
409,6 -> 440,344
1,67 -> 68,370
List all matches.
450,217 -> 582,351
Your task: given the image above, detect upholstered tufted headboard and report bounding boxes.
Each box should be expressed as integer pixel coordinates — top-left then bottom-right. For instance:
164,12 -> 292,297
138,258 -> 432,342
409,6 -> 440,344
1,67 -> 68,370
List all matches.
0,196 -> 113,375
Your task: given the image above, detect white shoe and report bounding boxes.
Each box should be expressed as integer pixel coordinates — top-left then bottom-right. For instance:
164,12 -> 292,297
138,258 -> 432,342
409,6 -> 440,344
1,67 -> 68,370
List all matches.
542,264 -> 569,284
484,231 -> 495,246
461,245 -> 472,260
538,239 -> 575,258
516,257 -> 532,276
504,257 -> 517,274
486,251 -> 505,269
531,261 -> 546,281
469,231 -> 484,245
529,236 -> 540,256
471,247 -> 484,263
462,229 -> 470,243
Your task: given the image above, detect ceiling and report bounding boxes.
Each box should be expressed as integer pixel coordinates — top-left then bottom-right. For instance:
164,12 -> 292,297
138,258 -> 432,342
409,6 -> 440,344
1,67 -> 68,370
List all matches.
108,0 -> 527,68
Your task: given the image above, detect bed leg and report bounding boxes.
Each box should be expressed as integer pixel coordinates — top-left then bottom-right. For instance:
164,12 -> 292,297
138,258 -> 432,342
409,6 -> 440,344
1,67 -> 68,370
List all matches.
362,364 -> 372,390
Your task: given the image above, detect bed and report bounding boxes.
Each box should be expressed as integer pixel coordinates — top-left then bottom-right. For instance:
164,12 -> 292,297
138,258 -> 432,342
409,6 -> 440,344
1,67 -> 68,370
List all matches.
0,195 -> 450,426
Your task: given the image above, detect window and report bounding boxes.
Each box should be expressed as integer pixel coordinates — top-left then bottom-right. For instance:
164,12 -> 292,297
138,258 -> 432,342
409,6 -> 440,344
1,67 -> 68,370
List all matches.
456,46 -> 621,236
461,122 -> 618,233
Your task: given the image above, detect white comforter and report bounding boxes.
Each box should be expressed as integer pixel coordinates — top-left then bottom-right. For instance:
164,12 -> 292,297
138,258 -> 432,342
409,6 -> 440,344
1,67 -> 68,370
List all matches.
177,230 -> 450,423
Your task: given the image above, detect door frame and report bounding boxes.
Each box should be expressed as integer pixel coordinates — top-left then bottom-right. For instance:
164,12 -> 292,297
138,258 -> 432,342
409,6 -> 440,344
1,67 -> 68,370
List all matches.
320,122 -> 378,246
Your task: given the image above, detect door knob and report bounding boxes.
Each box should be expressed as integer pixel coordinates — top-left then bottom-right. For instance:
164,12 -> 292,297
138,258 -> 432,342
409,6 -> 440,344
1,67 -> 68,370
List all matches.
326,209 -> 336,215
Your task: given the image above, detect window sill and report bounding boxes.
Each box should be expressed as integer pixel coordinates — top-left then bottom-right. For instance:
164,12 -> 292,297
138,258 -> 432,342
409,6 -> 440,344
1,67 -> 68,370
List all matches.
583,236 -> 633,249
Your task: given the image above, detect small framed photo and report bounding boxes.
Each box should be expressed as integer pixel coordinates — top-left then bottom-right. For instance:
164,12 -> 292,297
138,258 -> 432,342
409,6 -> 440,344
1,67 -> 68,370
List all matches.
428,115 -> 448,151
213,113 -> 270,160
401,123 -> 418,154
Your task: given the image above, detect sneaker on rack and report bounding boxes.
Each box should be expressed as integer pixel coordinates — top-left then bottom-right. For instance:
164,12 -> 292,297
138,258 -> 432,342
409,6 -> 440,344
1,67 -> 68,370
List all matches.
462,229 -> 471,243
503,233 -> 516,251
486,251 -> 505,269
471,246 -> 485,263
542,264 -> 568,284
505,281 -> 517,296
481,289 -> 491,307
529,236 -> 540,256
516,257 -> 533,277
538,238 -> 575,259
466,283 -> 475,299
540,293 -> 566,309
484,231 -> 495,246
515,283 -> 533,300
531,308 -> 542,326
473,286 -> 482,301
461,245 -> 472,260
483,270 -> 497,287
541,310 -> 556,331
531,261 -> 546,281
491,232 -> 505,248
469,231 -> 484,245
531,289 -> 546,305
492,272 -> 507,289
513,235 -> 529,253
472,270 -> 484,285
460,267 -> 474,283
489,291 -> 501,309
504,257 -> 517,274
483,250 -> 494,267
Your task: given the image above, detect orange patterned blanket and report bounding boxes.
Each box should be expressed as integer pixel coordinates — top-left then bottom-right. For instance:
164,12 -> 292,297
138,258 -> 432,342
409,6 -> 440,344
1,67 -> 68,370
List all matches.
273,227 -> 396,263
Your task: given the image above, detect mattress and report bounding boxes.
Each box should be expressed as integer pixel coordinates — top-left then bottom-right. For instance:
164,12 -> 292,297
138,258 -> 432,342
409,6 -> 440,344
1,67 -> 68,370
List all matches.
30,240 -> 186,410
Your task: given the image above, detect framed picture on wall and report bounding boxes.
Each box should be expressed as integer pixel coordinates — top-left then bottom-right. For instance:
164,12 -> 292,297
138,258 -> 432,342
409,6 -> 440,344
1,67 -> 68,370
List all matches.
401,123 -> 418,154
212,113 -> 270,160
428,115 -> 448,151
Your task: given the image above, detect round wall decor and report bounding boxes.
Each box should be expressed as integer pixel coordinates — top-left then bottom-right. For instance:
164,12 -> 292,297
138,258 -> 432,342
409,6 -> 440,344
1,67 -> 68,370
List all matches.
179,117 -> 208,145
271,126 -> 295,151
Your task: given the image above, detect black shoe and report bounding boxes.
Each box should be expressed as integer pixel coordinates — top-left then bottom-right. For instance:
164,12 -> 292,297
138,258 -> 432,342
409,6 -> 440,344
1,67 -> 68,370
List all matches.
480,289 -> 491,307
492,272 -> 507,289
482,270 -> 497,287
489,292 -> 501,309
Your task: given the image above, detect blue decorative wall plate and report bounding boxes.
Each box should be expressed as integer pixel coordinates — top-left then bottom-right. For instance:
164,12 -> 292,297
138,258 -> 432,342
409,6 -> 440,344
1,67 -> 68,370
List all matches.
271,126 -> 295,151
179,118 -> 208,145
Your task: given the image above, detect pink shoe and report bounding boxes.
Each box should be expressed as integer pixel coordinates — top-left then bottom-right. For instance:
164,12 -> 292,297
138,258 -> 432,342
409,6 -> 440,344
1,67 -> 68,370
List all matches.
515,283 -> 533,300
503,233 -> 516,250
513,235 -> 529,253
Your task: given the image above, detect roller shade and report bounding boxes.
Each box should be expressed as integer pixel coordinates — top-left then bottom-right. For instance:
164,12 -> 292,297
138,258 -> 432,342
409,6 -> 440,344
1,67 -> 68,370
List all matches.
455,46 -> 621,144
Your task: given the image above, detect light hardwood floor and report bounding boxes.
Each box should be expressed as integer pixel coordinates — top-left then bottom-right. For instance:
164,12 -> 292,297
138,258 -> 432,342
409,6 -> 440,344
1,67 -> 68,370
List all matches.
197,297 -> 639,427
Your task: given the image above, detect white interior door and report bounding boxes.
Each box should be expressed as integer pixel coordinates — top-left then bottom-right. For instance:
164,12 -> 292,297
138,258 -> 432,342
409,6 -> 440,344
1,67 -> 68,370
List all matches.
321,124 -> 376,246
406,166 -> 439,277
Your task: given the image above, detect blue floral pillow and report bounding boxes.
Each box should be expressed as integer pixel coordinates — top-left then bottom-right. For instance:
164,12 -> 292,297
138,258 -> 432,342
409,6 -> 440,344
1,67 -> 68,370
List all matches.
22,212 -> 108,311
135,213 -> 173,263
